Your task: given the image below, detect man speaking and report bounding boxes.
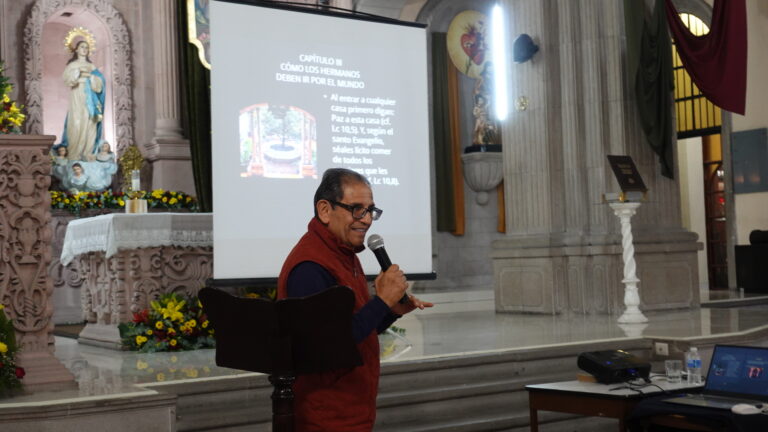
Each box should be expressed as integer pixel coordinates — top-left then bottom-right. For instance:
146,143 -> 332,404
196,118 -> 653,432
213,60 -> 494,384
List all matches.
278,168 -> 433,431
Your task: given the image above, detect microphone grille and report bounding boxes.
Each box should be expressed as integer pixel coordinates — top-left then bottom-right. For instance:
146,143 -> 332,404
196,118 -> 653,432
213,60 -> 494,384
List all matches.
367,234 -> 384,250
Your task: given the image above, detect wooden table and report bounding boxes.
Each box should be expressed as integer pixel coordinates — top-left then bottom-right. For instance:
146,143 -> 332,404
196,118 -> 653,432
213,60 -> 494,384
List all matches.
526,380 -> 702,432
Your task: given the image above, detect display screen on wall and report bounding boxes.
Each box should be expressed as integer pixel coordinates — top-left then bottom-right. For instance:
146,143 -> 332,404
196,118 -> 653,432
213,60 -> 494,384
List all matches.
210,0 -> 433,280
732,128 -> 768,194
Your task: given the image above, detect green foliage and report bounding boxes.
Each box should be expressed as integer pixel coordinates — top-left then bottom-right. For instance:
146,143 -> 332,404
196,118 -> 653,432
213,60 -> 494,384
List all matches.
0,305 -> 24,395
51,189 -> 199,216
0,61 -> 26,134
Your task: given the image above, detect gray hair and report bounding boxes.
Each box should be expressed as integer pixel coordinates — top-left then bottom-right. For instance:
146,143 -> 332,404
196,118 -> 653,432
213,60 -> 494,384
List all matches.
313,168 -> 370,218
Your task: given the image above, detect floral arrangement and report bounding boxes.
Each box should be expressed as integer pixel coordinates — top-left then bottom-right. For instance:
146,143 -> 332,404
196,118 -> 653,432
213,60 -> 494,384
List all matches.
118,293 -> 214,353
50,189 -> 198,216
0,61 -> 26,134
0,304 -> 25,395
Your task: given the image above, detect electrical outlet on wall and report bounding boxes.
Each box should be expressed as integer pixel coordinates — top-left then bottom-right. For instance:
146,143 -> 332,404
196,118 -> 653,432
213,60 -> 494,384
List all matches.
655,342 -> 669,356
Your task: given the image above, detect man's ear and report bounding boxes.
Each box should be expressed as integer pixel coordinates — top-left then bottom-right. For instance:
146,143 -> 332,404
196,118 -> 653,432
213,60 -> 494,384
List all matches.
316,200 -> 332,224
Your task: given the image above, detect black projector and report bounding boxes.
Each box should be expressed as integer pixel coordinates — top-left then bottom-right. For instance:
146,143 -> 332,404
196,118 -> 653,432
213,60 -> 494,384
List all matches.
577,350 -> 651,384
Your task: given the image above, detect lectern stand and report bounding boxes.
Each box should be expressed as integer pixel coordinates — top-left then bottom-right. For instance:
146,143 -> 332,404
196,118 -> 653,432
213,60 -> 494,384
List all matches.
607,201 -> 648,324
199,286 -> 362,432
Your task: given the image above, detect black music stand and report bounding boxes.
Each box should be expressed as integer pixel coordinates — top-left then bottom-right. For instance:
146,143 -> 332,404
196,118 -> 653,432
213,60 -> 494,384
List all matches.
198,286 -> 362,432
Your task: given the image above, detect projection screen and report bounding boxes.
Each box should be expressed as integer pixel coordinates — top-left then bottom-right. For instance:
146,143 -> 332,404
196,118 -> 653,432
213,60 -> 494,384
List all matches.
210,0 -> 433,279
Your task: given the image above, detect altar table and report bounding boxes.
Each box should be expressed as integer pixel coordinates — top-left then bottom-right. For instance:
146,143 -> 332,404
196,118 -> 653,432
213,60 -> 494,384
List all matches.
61,213 -> 213,348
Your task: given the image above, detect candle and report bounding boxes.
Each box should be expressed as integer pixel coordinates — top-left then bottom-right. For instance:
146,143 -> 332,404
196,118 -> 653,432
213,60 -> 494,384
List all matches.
131,169 -> 141,192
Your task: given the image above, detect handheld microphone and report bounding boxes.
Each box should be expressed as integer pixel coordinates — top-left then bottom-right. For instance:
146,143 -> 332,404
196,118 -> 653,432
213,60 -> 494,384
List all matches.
367,234 -> 408,304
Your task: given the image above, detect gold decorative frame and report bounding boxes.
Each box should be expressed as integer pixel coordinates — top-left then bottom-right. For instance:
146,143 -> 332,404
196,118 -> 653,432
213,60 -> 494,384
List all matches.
187,0 -> 211,70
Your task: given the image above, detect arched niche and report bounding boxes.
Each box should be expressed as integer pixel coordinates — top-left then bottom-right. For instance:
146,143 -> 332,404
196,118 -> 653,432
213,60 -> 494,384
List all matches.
24,0 -> 134,155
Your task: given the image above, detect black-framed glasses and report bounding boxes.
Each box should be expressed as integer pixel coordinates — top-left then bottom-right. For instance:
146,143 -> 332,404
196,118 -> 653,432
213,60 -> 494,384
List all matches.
328,200 -> 383,221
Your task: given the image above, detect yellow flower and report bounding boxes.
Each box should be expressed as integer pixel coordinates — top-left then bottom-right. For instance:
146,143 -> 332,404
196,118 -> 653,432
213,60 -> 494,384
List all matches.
152,189 -> 164,199
0,303 -> 4,310
64,199 -> 70,204
157,373 -> 166,382
136,360 -> 149,370
118,199 -> 125,206
169,197 -> 178,205
169,339 -> 178,347
155,321 -> 164,330
168,328 -> 176,336
151,298 -> 185,322
162,197 -> 168,203
146,329 -> 153,335
2,94 -> 9,103
0,342 -> 7,354
186,319 -> 197,328
202,320 -> 209,329
135,335 -> 147,345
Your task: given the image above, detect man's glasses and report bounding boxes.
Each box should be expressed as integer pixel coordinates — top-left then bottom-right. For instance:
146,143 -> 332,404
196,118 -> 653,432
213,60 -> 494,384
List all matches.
329,200 -> 383,221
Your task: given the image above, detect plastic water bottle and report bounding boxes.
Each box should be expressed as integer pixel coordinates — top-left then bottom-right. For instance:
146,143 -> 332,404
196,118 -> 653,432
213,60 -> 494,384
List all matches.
686,347 -> 702,385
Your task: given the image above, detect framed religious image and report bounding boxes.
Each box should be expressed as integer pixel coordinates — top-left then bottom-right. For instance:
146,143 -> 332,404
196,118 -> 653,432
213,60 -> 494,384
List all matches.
607,155 -> 647,193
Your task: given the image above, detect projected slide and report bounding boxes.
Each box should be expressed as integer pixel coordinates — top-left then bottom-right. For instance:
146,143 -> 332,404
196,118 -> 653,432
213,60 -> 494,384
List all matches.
211,1 -> 432,279
239,104 -> 317,179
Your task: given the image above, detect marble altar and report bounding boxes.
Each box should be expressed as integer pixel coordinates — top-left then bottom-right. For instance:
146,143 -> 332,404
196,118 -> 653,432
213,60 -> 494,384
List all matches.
61,213 -> 212,348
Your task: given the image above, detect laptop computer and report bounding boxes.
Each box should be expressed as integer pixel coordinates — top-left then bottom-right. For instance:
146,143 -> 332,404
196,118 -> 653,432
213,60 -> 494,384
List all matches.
664,344 -> 768,410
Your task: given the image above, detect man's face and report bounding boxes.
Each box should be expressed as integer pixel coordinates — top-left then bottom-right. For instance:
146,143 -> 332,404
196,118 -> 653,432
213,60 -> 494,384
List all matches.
319,181 -> 374,249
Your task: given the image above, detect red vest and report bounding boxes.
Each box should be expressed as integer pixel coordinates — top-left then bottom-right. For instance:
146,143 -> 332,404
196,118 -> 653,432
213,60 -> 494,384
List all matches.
277,218 -> 380,432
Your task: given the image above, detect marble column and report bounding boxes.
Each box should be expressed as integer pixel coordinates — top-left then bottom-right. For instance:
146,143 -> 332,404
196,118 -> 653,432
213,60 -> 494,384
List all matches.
0,134 -> 74,390
145,0 -> 195,194
491,0 -> 700,315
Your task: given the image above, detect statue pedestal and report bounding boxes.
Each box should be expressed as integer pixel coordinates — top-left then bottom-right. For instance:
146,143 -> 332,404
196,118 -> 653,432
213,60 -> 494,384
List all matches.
0,135 -> 75,391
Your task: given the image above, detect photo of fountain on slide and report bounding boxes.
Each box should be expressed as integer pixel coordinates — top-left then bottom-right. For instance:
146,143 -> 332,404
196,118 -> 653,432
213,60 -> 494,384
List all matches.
239,103 -> 318,179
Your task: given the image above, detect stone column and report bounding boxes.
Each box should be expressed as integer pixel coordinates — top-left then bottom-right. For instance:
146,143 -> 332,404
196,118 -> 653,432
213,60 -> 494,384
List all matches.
0,134 -> 74,390
145,0 -> 195,194
491,0 -> 700,315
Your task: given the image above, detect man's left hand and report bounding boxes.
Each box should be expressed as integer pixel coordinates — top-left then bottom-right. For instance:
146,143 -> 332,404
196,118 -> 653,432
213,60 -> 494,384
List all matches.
389,295 -> 434,315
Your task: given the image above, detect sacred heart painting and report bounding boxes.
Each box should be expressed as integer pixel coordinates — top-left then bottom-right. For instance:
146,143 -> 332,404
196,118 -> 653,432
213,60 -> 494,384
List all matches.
447,10 -> 489,79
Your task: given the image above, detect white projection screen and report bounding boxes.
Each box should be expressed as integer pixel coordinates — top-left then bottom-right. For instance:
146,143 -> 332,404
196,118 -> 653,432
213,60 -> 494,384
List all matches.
211,0 -> 433,280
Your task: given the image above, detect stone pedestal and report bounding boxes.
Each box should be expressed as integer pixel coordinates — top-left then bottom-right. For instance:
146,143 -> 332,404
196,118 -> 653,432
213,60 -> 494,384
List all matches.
491,230 -> 700,315
78,246 -> 212,349
0,134 -> 74,390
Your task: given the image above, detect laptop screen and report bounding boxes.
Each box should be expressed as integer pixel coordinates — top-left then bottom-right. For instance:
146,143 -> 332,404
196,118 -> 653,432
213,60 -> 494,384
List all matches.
705,345 -> 768,400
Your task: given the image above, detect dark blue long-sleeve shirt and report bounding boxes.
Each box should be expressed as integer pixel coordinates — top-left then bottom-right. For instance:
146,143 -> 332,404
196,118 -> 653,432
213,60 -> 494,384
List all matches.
286,261 -> 399,343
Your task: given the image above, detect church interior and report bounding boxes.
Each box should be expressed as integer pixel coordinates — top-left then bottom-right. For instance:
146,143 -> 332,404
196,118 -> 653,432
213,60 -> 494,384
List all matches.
1,0 -> 768,431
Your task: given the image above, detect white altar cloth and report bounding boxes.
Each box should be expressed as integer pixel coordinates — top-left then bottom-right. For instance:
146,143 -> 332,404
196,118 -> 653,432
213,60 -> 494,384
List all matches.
60,213 -> 212,265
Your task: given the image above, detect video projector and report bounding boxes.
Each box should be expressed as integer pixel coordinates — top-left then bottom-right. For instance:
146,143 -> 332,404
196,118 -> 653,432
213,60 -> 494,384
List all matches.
577,350 -> 651,384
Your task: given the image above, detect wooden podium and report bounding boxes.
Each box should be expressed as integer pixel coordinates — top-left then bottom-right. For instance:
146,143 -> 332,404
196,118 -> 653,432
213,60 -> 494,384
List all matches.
198,286 -> 362,432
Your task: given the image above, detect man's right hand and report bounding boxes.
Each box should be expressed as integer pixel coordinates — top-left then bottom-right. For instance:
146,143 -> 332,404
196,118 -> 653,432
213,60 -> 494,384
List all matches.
374,264 -> 407,308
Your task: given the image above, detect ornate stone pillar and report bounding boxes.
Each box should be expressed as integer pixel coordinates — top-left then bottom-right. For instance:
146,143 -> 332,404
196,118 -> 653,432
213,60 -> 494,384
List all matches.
0,135 -> 74,390
491,0 -> 700,315
145,0 -> 195,194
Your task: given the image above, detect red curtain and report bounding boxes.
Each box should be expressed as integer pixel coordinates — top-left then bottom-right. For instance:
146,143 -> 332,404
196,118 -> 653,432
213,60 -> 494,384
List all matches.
664,0 -> 747,115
